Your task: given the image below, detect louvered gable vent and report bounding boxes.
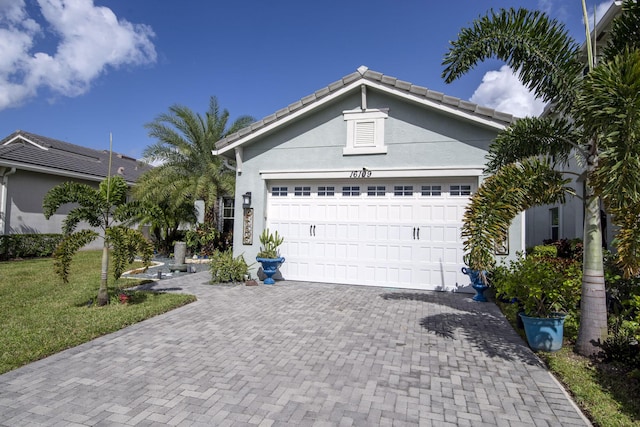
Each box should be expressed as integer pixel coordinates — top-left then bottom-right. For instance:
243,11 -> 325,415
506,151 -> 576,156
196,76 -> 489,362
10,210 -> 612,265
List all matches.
343,108 -> 388,155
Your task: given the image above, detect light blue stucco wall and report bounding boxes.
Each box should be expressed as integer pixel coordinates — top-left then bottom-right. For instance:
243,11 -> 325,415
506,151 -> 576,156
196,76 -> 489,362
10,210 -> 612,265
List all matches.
232,87 -> 523,276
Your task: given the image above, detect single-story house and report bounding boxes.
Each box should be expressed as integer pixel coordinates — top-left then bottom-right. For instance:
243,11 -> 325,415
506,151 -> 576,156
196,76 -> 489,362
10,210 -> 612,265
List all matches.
214,66 -> 523,291
0,130 -> 151,242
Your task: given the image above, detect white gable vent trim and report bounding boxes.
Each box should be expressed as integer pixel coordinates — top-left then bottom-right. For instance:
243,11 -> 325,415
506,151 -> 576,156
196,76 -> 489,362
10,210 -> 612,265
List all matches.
343,108 -> 388,155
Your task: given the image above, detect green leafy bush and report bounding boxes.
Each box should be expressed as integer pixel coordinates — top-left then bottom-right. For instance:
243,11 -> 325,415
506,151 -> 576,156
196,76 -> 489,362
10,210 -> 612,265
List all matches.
596,319 -> 640,367
209,249 -> 249,283
0,234 -> 64,260
185,223 -> 219,256
542,238 -> 583,260
492,245 -> 582,318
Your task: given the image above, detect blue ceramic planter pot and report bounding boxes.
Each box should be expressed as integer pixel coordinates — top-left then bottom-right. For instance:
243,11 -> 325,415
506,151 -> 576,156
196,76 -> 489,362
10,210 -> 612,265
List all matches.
471,283 -> 489,302
256,257 -> 285,285
461,267 -> 489,302
519,313 -> 566,352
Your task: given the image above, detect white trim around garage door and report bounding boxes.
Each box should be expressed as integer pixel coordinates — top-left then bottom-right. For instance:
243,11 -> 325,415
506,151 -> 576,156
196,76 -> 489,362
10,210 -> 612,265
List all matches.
265,176 -> 479,291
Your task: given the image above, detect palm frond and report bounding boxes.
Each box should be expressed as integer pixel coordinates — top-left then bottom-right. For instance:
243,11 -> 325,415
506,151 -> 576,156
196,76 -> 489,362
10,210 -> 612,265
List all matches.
486,116 -> 582,173
43,182 -> 101,219
462,158 -> 572,270
603,0 -> 640,61
442,8 -> 583,112
578,48 -> 640,212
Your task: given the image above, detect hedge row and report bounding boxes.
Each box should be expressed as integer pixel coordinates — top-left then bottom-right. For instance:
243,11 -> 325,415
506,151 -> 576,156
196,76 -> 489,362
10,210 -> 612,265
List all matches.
0,234 -> 64,260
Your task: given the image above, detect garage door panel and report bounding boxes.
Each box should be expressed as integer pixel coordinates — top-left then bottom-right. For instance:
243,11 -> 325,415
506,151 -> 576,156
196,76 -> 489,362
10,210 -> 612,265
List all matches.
431,226 -> 445,241
267,179 -> 473,291
444,226 -> 460,243
431,205 -> 445,221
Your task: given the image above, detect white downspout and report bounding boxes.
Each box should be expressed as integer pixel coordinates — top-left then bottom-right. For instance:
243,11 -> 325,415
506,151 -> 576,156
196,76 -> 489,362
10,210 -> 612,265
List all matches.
0,167 -> 17,234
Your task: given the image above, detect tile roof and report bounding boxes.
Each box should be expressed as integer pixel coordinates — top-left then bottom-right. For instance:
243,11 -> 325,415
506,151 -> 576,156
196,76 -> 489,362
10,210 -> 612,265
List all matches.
215,65 -> 515,151
0,130 -> 151,183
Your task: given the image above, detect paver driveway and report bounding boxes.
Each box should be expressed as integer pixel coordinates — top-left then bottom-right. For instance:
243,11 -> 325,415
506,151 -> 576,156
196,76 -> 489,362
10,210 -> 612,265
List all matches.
0,272 -> 590,426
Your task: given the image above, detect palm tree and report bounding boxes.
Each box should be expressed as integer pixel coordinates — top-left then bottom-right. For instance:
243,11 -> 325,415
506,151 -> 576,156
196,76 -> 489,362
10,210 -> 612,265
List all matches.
140,96 -> 254,226
43,175 -> 153,306
130,171 -> 198,255
441,0 -> 640,356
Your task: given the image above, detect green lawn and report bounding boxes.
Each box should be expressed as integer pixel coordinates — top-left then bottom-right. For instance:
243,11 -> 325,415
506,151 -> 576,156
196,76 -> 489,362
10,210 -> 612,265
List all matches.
0,251 -> 196,375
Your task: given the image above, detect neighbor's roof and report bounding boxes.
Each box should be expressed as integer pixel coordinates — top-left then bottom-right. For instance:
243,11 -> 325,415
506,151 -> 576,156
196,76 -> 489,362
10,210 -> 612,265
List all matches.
214,66 -> 515,154
0,130 -> 151,183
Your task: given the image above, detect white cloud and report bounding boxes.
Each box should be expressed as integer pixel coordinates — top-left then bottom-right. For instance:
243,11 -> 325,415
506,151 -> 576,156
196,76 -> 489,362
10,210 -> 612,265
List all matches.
470,65 -> 546,118
0,0 -> 156,110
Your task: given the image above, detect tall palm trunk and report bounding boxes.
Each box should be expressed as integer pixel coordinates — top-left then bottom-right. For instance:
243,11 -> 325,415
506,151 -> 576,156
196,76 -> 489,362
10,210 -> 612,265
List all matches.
575,181 -> 608,355
97,241 -> 110,306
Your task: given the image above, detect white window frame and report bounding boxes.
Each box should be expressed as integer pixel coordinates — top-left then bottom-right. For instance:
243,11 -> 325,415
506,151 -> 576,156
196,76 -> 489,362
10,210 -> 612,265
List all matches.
342,108 -> 388,155
550,207 -> 560,241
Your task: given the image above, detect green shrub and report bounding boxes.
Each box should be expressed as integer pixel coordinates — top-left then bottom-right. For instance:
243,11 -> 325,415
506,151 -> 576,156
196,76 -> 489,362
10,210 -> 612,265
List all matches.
492,246 -> 582,318
0,234 -> 64,260
596,319 -> 640,367
185,223 -> 219,256
209,249 -> 249,283
542,238 -> 583,260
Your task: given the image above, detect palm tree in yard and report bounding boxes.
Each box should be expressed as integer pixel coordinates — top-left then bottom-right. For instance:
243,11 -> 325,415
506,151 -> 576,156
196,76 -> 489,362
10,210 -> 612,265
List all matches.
43,175 -> 153,306
140,96 -> 254,226
442,0 -> 640,356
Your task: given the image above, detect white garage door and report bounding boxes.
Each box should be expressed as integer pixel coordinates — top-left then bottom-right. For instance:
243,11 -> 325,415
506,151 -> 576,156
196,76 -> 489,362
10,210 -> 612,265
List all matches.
266,179 -> 474,291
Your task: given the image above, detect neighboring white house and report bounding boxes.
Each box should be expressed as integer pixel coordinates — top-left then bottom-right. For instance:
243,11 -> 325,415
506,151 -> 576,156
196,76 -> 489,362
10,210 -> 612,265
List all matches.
525,1 -> 624,249
0,130 -> 151,240
214,66 -> 523,291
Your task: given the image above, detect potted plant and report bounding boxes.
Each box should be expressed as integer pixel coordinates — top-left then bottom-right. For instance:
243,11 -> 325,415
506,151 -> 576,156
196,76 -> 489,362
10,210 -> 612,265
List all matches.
461,266 -> 490,302
492,245 -> 582,351
256,228 -> 285,285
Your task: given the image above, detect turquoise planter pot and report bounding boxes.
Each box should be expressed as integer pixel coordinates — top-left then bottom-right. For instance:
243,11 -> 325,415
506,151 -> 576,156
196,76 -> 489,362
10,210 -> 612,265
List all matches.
519,313 -> 566,352
256,257 -> 285,285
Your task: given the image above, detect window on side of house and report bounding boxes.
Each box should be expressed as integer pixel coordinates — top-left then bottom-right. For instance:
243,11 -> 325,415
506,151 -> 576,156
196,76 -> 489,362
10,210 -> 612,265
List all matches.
342,108 -> 389,155
221,197 -> 234,234
550,207 -> 560,240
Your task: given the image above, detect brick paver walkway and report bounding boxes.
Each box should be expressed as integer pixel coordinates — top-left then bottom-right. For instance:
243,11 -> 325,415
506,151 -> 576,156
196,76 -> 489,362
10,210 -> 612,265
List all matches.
0,272 -> 590,426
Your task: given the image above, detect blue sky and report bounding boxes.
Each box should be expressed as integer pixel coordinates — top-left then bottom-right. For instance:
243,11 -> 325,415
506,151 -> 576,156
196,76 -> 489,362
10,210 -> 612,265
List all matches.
0,0 -> 613,160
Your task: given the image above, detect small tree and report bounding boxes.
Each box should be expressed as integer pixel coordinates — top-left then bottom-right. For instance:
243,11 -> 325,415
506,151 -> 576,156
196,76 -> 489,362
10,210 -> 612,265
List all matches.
43,175 -> 153,306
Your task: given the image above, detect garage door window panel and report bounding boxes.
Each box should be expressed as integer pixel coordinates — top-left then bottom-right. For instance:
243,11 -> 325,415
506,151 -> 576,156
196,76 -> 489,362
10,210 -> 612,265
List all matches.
318,186 -> 335,196
450,185 -> 472,196
394,185 -> 413,196
422,185 -> 442,196
272,186 -> 288,196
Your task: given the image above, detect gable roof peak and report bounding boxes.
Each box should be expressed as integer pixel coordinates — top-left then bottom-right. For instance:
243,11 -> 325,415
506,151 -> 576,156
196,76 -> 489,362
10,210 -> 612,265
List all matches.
214,66 -> 515,154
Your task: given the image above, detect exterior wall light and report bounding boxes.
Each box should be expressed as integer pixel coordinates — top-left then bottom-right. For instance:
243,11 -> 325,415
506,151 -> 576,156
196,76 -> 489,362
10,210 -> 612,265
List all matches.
242,192 -> 252,209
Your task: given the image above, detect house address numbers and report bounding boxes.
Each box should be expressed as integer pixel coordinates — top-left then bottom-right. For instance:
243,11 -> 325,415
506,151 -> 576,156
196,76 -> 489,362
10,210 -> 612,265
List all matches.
349,167 -> 372,179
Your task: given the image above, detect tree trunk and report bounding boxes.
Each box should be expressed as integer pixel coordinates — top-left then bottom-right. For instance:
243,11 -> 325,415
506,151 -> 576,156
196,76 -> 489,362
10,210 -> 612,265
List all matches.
97,240 -> 110,306
575,187 -> 608,356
